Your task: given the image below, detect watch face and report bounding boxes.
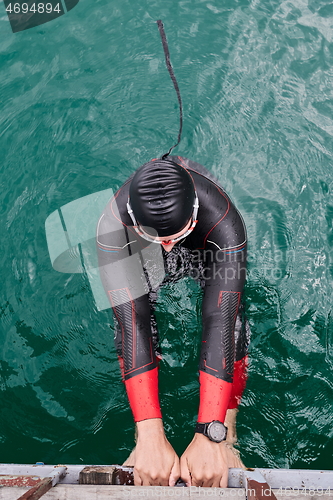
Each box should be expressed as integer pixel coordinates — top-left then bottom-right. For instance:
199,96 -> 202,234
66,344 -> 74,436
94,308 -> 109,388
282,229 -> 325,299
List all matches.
207,421 -> 227,442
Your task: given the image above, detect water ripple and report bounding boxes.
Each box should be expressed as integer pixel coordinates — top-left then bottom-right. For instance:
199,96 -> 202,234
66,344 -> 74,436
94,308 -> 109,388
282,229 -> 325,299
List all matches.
0,0 -> 332,467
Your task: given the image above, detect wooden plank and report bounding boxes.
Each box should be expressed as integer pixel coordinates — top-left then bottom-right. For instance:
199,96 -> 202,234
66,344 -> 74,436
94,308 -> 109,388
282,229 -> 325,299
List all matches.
243,469 -> 278,500
1,465 -> 332,488
0,476 -> 44,487
79,466 -> 116,485
0,485 -> 330,500
0,466 -> 66,488
274,493 -> 331,500
79,466 -> 135,485
259,468 -> 333,489
190,486 -> 246,499
16,477 -> 53,500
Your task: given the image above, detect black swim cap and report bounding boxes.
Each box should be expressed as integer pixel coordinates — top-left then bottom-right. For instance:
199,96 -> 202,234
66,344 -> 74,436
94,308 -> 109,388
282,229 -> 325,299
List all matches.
129,159 -> 195,237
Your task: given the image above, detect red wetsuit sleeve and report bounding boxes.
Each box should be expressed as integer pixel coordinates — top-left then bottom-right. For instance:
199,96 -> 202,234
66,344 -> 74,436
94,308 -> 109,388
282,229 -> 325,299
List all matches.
198,356 -> 248,422
124,367 -> 162,422
227,355 -> 248,409
197,371 -> 233,422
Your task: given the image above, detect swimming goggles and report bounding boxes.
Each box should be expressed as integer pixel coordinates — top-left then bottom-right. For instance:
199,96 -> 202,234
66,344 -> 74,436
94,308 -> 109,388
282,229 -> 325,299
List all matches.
126,193 -> 199,245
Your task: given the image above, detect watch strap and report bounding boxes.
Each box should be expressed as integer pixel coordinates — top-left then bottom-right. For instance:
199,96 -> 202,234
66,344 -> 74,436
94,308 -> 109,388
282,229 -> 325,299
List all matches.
195,422 -> 207,435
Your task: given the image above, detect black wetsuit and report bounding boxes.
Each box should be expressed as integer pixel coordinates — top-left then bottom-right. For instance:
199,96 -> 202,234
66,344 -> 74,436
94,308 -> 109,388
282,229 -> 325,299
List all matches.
97,156 -> 250,422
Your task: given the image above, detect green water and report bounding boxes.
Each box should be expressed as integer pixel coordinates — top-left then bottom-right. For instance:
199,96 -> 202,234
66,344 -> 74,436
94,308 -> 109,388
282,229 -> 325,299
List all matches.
0,0 -> 332,470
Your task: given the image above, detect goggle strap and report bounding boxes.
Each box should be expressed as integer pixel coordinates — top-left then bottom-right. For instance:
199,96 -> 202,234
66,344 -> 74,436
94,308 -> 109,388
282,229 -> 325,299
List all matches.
127,201 -> 137,227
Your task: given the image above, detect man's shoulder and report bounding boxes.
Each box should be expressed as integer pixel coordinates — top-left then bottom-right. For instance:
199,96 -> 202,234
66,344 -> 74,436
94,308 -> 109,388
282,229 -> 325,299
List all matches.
169,155 -> 231,203
97,181 -> 131,231
168,156 -> 222,185
167,157 -> 246,248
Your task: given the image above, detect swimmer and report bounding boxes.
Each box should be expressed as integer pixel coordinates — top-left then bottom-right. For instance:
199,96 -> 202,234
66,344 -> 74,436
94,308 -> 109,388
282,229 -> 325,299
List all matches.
97,156 -> 250,487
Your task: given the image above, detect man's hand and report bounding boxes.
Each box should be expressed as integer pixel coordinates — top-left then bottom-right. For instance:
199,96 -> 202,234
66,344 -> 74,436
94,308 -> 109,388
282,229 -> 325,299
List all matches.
180,433 -> 243,488
131,418 -> 180,486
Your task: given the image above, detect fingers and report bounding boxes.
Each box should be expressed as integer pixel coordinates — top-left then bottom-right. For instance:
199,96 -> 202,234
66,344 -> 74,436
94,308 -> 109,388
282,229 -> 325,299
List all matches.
180,456 -> 191,487
191,473 -> 223,488
169,457 -> 181,487
180,453 -> 221,487
132,432 -> 179,486
134,445 -> 231,488
136,467 -> 227,488
145,473 -> 169,486
219,470 -> 228,488
122,447 -> 136,466
133,467 -> 143,486
224,442 -> 246,469
211,476 -> 222,488
134,465 -> 175,486
180,450 -> 227,488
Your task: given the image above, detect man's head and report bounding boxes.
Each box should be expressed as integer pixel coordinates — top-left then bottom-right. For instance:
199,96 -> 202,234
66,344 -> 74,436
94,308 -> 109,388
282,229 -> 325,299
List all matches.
129,159 -> 196,238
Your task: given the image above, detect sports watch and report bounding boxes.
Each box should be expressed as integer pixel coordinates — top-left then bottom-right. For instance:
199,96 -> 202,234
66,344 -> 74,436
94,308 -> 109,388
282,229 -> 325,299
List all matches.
195,420 -> 228,443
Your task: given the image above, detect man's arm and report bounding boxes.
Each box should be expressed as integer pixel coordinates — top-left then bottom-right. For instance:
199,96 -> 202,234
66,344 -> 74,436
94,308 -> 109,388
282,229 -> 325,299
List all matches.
111,291 -> 180,485
180,205 -> 248,487
97,208 -> 180,485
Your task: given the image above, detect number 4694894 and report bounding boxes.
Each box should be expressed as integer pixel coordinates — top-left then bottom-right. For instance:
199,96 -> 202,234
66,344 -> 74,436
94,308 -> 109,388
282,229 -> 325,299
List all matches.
6,3 -> 61,14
